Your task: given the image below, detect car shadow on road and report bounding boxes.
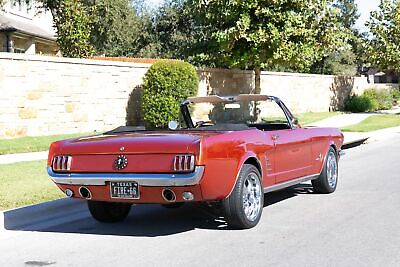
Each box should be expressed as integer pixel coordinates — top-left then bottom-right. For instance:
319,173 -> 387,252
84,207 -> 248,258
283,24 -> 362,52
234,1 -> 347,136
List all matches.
3,184 -> 313,237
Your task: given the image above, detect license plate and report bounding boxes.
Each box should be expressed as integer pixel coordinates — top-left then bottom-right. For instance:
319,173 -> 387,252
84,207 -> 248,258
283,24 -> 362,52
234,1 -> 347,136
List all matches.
110,181 -> 139,199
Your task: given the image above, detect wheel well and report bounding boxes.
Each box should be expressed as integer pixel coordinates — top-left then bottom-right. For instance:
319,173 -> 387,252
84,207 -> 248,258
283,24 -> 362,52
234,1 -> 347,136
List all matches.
330,144 -> 338,156
244,157 -> 262,175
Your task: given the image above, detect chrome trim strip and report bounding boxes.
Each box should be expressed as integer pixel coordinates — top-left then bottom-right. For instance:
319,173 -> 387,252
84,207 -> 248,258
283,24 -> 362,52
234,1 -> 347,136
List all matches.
263,173 -> 319,193
47,166 -> 205,186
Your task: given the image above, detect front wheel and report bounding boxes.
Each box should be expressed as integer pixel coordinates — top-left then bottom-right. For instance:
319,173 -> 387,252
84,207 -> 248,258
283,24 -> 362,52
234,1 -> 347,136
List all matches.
222,164 -> 264,229
312,147 -> 338,194
87,201 -> 131,223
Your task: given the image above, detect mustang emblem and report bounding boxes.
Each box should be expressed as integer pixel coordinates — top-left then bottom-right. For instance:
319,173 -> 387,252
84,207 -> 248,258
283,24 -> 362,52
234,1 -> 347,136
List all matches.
114,155 -> 128,170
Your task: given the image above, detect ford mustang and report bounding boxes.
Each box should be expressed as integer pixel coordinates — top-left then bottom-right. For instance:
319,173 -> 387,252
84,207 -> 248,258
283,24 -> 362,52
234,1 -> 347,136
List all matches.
47,94 -> 344,229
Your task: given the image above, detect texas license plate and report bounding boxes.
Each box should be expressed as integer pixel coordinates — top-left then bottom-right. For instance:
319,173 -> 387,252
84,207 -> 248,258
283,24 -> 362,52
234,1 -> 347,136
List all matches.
110,181 -> 139,199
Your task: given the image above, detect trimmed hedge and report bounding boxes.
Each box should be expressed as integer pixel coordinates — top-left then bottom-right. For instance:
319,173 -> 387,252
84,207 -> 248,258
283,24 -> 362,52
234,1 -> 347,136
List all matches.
141,60 -> 198,129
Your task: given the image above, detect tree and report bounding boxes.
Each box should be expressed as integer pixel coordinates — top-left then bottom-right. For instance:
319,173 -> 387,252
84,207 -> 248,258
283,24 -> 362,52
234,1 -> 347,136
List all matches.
84,0 -> 147,57
368,0 -> 400,72
150,1 -> 198,59
188,0 -> 346,91
333,0 -> 360,29
40,0 -> 93,58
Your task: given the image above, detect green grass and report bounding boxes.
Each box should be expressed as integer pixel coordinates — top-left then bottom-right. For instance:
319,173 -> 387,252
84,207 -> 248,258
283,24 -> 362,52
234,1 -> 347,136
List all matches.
296,112 -> 343,125
0,132 -> 93,155
0,160 -> 64,211
342,114 -> 400,132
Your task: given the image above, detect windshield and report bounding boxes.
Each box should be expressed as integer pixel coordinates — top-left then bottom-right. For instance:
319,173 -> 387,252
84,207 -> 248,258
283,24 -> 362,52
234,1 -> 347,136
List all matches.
181,96 -> 293,130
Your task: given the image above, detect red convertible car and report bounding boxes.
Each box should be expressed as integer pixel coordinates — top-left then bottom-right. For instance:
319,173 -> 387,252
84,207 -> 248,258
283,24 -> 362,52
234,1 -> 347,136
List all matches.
47,95 -> 344,229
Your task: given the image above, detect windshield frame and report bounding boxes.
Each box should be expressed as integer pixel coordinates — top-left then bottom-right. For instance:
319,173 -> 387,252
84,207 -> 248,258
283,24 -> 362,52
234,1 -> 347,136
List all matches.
180,94 -> 296,130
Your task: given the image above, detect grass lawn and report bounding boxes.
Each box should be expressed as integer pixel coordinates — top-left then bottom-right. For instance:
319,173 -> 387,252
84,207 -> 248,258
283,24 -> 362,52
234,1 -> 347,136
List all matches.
296,112 -> 342,125
342,114 -> 400,132
0,160 -> 63,211
0,132 -> 94,155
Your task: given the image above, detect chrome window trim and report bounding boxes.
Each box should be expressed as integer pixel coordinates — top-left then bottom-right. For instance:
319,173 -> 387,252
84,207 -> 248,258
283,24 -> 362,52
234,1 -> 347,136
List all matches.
47,166 -> 205,187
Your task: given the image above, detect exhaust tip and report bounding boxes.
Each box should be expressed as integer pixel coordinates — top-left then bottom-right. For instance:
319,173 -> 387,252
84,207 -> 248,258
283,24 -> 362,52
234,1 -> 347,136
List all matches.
162,188 -> 176,202
65,189 -> 74,198
79,186 -> 91,199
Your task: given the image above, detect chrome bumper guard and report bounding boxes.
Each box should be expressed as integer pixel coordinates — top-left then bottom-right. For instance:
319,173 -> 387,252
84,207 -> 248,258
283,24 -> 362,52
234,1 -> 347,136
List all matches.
47,166 -> 205,186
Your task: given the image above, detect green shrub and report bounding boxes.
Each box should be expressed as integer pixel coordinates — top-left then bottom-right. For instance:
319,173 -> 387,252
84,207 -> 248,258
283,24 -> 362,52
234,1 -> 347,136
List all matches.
345,89 -> 394,112
345,94 -> 375,113
141,60 -> 198,129
362,89 -> 380,110
363,89 -> 394,110
391,89 -> 400,104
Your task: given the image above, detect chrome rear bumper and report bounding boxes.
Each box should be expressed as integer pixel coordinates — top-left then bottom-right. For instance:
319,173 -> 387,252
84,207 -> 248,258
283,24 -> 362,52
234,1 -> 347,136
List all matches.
47,166 -> 205,186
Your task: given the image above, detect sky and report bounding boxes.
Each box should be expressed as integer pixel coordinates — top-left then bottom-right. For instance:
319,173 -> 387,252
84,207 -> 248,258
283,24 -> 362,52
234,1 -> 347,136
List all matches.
145,0 -> 380,33
355,0 -> 380,32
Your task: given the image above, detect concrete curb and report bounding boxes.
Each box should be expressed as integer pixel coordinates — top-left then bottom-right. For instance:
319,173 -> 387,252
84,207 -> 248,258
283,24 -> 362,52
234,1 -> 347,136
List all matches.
0,198 -> 88,231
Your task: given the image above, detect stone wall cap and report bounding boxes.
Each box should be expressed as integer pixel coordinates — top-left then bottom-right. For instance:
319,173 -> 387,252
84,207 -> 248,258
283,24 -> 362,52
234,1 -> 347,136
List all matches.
0,52 -> 152,68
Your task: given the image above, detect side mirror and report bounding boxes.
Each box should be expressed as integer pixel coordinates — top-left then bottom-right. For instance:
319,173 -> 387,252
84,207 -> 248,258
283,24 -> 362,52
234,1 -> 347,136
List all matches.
291,118 -> 299,126
168,120 -> 179,130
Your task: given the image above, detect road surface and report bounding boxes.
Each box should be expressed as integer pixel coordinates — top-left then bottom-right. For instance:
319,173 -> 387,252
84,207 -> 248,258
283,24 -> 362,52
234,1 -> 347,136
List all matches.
1,135 -> 399,267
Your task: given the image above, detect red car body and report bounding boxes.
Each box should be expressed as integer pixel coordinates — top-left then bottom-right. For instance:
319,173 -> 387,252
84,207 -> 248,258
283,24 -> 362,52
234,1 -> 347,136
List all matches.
47,95 -> 344,228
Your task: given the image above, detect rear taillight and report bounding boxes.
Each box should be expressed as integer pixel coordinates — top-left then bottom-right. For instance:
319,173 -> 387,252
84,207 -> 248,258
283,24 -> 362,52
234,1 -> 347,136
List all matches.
52,155 -> 72,172
173,154 -> 195,172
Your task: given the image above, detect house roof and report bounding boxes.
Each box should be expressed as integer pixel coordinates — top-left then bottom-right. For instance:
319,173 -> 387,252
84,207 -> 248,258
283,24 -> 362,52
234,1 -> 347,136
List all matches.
0,16 -> 56,41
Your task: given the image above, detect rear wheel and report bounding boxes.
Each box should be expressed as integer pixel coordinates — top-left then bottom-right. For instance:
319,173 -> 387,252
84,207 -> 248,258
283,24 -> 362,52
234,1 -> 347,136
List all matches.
87,201 -> 131,223
312,147 -> 338,194
222,164 -> 264,229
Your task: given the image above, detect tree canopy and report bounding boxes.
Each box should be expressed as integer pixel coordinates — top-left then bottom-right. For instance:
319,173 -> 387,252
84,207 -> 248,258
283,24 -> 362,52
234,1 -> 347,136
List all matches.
368,0 -> 400,72
45,0 -> 94,58
39,0 -> 371,76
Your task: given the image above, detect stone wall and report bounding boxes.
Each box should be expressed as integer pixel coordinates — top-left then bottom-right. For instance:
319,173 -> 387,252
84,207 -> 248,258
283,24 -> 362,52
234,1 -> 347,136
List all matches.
0,53 -> 150,138
0,53 -> 376,138
260,71 -> 369,113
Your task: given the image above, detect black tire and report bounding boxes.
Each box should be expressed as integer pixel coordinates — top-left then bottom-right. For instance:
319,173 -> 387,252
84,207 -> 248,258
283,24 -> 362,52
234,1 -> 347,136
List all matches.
312,147 -> 338,194
87,201 -> 131,223
222,164 -> 264,229
161,203 -> 185,209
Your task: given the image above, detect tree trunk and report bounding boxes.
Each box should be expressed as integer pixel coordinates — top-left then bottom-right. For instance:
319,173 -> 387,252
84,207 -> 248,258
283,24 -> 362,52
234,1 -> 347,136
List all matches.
254,67 -> 261,94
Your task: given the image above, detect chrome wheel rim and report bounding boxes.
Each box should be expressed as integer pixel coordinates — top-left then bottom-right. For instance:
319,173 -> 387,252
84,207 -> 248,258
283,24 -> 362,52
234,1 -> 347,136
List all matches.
327,151 -> 338,188
242,172 -> 262,222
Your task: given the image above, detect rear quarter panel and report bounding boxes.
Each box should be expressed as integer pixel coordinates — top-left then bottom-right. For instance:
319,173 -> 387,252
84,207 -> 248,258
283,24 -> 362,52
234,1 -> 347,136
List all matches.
198,130 -> 274,200
307,127 -> 344,174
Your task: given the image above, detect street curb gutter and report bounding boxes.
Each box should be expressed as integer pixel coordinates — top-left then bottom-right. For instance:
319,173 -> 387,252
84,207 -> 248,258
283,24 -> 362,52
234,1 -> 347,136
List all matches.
342,137 -> 369,149
0,198 -> 88,231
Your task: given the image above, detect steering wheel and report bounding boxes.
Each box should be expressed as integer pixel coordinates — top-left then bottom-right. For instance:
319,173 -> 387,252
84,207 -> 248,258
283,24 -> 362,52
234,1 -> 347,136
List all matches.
195,121 -> 214,128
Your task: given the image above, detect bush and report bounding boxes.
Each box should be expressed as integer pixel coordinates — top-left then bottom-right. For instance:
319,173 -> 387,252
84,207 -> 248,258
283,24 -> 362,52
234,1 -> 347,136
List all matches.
345,95 -> 375,113
345,88 -> 395,113
141,60 -> 198,129
391,89 -> 400,104
363,89 -> 393,110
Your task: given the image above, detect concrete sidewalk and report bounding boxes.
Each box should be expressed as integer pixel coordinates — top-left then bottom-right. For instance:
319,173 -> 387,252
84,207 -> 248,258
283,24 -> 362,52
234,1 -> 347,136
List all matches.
0,151 -> 48,165
307,113 -> 374,128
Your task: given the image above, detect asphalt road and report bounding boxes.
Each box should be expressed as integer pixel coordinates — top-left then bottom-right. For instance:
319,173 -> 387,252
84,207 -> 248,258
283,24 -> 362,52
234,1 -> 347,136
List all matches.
1,135 -> 400,267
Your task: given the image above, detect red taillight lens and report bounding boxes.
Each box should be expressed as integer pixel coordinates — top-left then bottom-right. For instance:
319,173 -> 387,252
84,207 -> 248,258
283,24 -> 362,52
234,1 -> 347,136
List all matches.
173,154 -> 195,172
52,155 -> 72,172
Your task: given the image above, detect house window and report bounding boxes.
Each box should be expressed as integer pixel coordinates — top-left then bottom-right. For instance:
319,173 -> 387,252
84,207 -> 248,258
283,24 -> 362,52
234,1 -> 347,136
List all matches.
9,0 -> 35,18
